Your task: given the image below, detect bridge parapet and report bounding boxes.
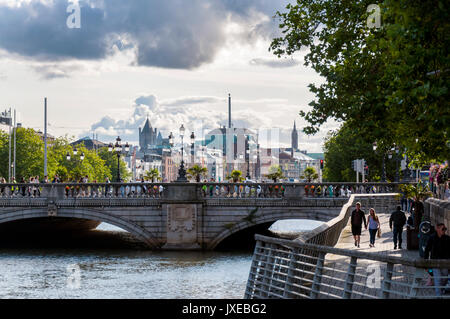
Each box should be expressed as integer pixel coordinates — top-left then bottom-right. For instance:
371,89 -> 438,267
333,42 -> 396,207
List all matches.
0,182 -> 411,202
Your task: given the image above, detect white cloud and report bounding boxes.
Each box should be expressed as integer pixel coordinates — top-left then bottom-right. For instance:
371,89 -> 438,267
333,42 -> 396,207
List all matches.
84,93 -> 331,153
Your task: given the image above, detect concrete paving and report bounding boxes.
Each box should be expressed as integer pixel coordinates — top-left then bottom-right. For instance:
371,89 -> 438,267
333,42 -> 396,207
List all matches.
335,209 -> 420,260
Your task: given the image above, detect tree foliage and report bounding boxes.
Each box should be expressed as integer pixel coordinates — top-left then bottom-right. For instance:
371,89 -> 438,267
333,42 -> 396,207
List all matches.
322,123 -> 399,182
227,170 -> 244,183
60,143 -> 110,182
301,166 -> 319,182
187,165 -> 208,182
0,128 -> 44,180
266,165 -> 285,182
144,168 -> 161,182
0,129 -> 126,182
271,0 -> 449,163
98,147 -> 131,182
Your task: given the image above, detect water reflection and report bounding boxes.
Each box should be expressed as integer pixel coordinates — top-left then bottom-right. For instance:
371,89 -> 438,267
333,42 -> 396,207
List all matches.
0,221 -> 318,299
0,248 -> 252,299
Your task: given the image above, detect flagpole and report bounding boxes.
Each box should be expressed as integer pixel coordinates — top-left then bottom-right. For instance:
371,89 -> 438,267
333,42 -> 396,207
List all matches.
8,107 -> 11,182
44,98 -> 48,178
13,109 -> 16,180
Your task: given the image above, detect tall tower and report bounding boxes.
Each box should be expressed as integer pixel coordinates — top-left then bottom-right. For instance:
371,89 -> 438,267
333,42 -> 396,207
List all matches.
291,121 -> 298,152
228,93 -> 232,129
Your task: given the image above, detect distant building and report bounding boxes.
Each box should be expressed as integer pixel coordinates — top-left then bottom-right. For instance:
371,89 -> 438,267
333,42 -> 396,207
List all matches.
279,152 -> 300,181
0,110 -> 12,133
71,136 -> 107,150
205,126 -> 258,178
291,121 -> 298,153
139,117 -> 159,152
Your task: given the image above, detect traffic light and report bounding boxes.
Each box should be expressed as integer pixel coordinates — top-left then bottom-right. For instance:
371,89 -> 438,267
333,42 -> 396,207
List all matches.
352,160 -> 356,171
364,165 -> 369,176
320,159 -> 324,169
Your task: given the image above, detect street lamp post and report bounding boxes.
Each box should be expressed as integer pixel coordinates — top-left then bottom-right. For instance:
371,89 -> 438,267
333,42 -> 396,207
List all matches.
190,131 -> 195,166
108,136 -> 129,182
246,135 -> 251,180
66,148 -> 85,180
373,142 -> 386,182
403,153 -> 410,181
394,146 -> 400,182
173,125 -> 188,182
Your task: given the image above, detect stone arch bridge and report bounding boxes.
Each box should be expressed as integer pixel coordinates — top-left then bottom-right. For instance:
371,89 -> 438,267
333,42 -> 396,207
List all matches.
0,182 -> 404,250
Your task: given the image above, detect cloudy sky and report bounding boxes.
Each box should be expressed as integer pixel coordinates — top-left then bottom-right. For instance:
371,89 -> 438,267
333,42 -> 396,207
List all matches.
0,0 -> 339,152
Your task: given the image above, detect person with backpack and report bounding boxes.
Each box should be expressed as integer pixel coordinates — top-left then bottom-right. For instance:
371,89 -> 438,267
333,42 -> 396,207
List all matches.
389,206 -> 407,249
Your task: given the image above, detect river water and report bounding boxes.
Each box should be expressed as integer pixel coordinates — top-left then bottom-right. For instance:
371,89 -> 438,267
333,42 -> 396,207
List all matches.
0,220 -> 322,299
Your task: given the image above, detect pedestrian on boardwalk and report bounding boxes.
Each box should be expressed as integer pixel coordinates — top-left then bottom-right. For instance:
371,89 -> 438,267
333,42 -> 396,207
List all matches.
389,206 -> 407,249
351,202 -> 367,248
424,223 -> 450,296
368,208 -> 380,248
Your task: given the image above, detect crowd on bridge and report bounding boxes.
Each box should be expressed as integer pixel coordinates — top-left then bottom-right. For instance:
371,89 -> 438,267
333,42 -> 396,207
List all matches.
0,175 -> 165,198
428,162 -> 450,200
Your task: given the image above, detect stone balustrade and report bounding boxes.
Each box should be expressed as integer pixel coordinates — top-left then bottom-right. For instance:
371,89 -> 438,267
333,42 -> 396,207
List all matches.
0,182 -> 412,201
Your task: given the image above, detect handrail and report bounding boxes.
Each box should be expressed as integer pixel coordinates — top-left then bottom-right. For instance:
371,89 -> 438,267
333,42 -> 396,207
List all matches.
254,234 -> 450,269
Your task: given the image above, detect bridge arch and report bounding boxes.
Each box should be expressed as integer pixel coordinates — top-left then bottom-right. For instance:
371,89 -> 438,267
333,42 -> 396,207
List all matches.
207,210 -> 332,250
0,208 -> 160,249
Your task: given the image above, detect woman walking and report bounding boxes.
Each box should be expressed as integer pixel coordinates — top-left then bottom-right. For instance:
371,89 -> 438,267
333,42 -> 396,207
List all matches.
368,208 -> 380,248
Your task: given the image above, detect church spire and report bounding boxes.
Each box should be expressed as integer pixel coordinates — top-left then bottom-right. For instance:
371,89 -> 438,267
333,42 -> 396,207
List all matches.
291,121 -> 298,152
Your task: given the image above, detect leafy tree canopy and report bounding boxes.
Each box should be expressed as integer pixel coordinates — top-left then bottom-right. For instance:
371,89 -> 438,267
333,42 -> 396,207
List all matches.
0,129 -> 126,182
266,165 -> 285,182
98,147 -> 131,182
227,170 -> 244,183
271,0 -> 449,163
187,165 -> 208,182
144,168 -> 162,182
301,166 -> 319,183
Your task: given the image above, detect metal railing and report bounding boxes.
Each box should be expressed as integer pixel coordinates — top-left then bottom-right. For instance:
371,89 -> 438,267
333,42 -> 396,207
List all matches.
296,193 -> 400,246
245,234 -> 450,299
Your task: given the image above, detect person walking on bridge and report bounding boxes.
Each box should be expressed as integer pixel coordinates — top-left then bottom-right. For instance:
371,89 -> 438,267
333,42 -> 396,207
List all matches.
351,202 -> 367,248
389,206 -> 407,249
368,208 -> 380,248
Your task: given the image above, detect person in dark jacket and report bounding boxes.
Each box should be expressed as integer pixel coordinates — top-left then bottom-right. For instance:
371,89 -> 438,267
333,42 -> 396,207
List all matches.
351,202 -> 367,248
424,223 -> 449,296
389,206 -> 406,249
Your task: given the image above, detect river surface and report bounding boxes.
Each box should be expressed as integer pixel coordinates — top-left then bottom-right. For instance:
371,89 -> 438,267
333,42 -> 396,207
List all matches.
0,220 -> 322,299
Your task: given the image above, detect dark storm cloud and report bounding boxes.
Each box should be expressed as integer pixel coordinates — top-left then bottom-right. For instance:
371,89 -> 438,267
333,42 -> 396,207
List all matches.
0,0 -> 290,69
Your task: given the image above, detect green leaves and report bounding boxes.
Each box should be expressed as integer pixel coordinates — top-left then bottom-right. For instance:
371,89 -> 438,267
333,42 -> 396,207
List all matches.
186,165 -> 208,182
227,170 -> 244,183
144,168 -> 161,183
301,166 -> 319,182
0,129 -> 116,182
266,165 -> 284,182
271,0 -> 449,163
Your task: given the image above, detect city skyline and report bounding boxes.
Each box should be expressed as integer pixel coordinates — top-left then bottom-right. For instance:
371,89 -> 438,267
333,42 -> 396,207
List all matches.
0,0 -> 339,152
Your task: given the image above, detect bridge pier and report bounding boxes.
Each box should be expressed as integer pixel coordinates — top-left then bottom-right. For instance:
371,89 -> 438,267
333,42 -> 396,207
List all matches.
161,203 -> 202,250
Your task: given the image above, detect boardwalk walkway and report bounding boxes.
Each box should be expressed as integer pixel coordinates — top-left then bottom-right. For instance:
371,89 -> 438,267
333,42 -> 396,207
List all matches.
319,210 -> 436,298
334,210 -> 417,259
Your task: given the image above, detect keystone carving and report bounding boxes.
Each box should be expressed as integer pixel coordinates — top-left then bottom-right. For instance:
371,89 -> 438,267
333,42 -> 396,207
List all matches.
47,203 -> 57,217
